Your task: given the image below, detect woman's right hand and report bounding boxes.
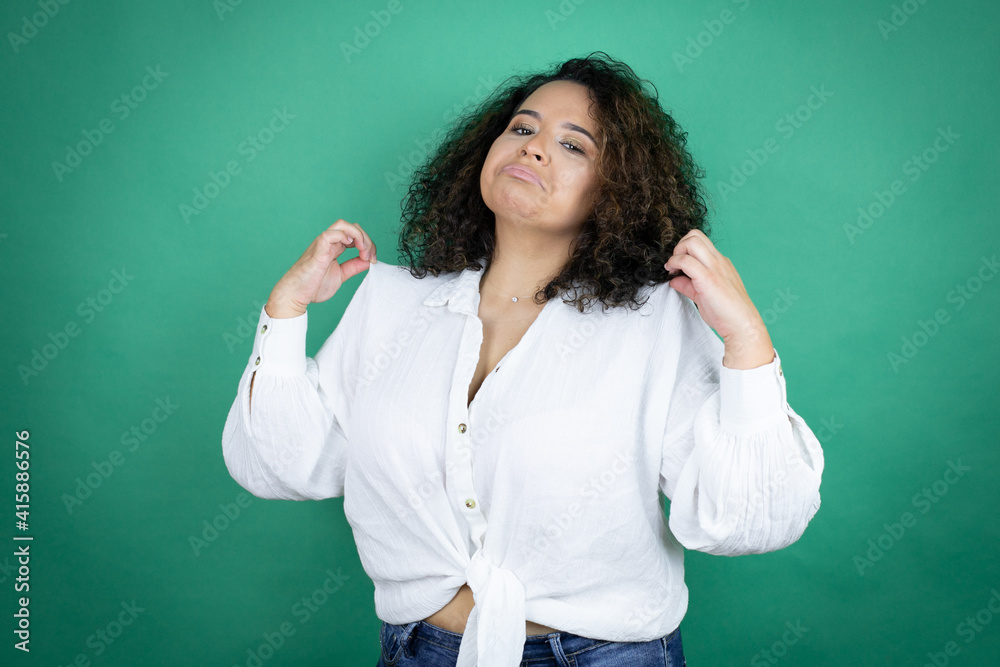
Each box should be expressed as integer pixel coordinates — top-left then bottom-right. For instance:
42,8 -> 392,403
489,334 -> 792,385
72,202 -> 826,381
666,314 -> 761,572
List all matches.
265,219 -> 377,319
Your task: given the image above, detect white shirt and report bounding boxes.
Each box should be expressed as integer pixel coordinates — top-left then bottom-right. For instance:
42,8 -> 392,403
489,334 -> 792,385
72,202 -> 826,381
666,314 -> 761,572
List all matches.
221,258 -> 824,667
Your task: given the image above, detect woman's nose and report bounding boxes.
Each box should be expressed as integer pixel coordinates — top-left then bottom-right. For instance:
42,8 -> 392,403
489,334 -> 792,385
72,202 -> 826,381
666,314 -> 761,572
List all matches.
520,135 -> 548,162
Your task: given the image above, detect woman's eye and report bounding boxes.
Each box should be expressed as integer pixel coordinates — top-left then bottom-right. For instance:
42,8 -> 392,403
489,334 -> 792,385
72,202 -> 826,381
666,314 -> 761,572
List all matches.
510,123 -> 586,155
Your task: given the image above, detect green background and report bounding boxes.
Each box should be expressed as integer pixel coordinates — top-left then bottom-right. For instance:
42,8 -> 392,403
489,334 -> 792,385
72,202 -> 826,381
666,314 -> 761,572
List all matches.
3,0 -> 998,664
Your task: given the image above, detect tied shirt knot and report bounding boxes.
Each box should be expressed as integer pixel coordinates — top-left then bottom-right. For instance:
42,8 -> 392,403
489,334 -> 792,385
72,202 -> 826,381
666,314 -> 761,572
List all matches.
456,549 -> 527,667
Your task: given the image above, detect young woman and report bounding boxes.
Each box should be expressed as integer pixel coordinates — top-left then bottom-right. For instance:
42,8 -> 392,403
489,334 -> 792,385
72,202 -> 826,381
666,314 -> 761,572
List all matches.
222,52 -> 824,667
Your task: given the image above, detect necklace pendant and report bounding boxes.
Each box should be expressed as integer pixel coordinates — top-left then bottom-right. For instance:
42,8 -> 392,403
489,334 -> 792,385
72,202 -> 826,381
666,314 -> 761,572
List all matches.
511,296 -> 518,302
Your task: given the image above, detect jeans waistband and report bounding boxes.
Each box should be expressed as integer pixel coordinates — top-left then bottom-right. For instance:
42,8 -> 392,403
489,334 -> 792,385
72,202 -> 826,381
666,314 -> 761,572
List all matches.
389,619 -> 679,661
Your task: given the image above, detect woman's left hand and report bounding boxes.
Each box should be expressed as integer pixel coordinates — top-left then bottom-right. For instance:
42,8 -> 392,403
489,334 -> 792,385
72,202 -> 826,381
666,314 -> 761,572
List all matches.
664,230 -> 776,370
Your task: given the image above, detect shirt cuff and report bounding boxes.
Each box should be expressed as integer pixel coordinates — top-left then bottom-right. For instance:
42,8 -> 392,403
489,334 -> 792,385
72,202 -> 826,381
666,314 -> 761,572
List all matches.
718,348 -> 789,434
248,304 -> 308,376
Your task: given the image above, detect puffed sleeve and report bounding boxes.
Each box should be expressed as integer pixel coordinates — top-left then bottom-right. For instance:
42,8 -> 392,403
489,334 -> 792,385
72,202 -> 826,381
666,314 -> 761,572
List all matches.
658,291 -> 824,555
221,267 -> 375,500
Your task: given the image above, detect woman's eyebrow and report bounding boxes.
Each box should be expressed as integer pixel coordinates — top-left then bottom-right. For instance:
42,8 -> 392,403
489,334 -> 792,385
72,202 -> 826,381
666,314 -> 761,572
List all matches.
511,109 -> 598,147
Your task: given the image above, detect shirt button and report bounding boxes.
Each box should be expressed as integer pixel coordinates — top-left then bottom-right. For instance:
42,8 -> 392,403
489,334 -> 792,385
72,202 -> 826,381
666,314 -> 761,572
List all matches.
778,364 -> 783,376
260,324 -> 268,334
465,498 -> 476,509
254,356 -> 261,366
458,423 -> 467,433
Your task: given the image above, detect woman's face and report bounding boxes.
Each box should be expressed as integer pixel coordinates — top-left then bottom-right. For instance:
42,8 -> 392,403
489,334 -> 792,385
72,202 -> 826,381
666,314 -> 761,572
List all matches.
480,80 -> 602,235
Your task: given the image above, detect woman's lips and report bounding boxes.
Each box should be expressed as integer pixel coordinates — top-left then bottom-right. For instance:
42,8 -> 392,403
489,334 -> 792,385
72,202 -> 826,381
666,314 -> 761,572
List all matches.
501,164 -> 543,189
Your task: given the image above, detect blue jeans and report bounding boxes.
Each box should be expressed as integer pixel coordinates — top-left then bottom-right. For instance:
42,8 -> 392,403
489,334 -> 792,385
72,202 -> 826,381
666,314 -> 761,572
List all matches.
376,619 -> 686,666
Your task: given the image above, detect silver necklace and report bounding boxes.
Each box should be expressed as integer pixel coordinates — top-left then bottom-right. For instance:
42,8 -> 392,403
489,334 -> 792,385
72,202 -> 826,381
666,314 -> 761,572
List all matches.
479,277 -> 539,303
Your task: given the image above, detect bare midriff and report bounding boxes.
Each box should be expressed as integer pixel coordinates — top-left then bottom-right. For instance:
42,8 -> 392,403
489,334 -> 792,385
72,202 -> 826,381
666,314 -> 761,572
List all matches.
423,584 -> 559,636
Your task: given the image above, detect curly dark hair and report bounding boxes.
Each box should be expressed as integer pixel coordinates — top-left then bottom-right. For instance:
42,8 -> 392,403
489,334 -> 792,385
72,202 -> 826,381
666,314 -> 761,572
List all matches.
395,50 -> 710,313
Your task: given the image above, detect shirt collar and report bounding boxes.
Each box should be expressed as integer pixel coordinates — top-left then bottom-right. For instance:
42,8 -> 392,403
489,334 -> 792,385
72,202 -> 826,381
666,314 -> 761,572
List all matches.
421,258 -> 606,316
422,258 -> 489,317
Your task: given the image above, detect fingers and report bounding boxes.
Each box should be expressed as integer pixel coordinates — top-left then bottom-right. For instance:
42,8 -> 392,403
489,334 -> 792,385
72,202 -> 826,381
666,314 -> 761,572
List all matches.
669,231 -> 741,288
273,220 -> 377,313
326,219 -> 376,262
666,233 -> 752,305
664,252 -> 708,284
671,231 -> 720,271
676,229 -> 715,251
337,255 -> 373,283
314,220 -> 376,264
